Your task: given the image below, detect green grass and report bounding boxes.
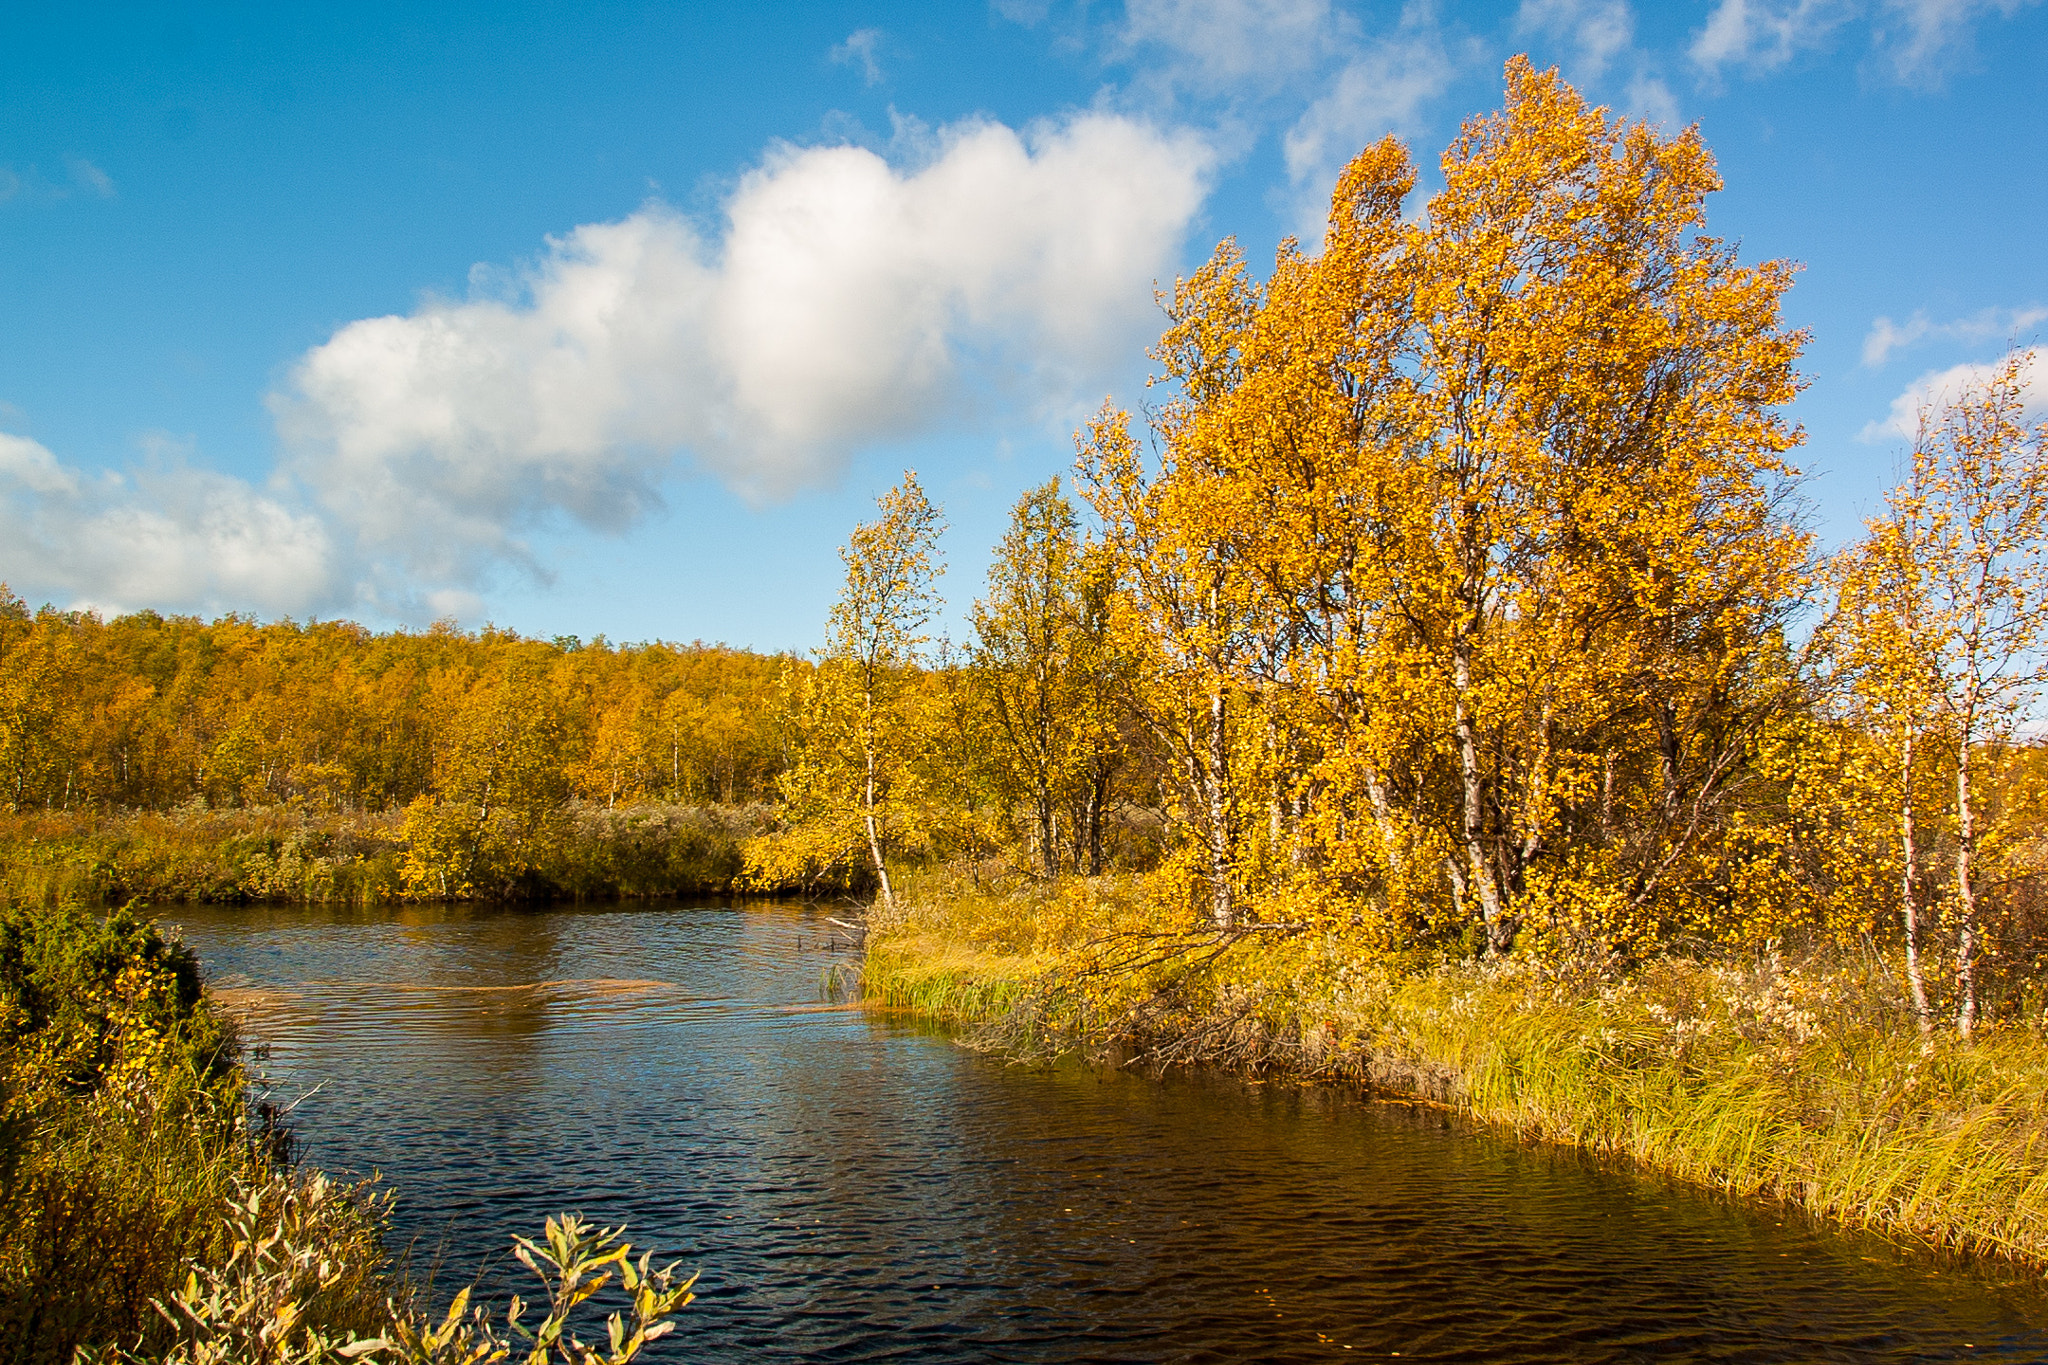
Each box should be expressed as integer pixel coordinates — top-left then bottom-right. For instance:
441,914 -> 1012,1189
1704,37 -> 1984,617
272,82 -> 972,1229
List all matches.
861,936 -> 1036,1020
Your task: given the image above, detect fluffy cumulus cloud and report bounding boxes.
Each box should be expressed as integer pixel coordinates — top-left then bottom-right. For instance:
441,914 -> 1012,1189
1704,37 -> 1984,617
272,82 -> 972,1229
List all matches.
273,113 -> 1212,589
1862,350 -> 2045,441
0,433 -> 338,616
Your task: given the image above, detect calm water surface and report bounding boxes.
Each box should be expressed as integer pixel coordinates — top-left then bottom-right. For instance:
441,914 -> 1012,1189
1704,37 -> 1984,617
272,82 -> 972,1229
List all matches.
167,900 -> 2048,1363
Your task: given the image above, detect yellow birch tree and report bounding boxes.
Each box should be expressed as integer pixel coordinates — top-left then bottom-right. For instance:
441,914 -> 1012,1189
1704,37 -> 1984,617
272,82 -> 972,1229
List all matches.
1083,57 -> 1811,953
1846,350 -> 2048,1037
747,474 -> 947,908
968,479 -> 1130,877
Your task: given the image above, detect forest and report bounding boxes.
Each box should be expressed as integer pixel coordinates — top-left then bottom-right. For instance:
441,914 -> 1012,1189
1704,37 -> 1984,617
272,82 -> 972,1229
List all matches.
746,59 -> 2048,1049
0,604 -> 790,903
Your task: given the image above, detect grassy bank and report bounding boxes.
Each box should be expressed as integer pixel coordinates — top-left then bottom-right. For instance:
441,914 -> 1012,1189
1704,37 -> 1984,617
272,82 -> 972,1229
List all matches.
864,873 -> 2048,1271
0,802 -> 782,908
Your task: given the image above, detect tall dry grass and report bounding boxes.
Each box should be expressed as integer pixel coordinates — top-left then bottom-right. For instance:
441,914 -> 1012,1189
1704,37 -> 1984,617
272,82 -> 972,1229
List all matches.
866,877 -> 2048,1269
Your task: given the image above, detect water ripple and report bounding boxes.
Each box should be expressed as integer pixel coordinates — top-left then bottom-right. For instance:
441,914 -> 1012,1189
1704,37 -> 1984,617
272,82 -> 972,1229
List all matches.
171,901 -> 2048,1364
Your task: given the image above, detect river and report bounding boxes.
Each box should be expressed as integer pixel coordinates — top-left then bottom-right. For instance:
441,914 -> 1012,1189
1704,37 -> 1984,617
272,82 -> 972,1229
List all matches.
166,899 -> 2048,1363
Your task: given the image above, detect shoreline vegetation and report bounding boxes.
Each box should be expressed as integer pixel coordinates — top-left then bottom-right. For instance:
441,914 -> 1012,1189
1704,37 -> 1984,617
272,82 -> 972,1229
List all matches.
754,58 -> 2048,1283
861,873 -> 2048,1273
0,803 -> 784,910
0,900 -> 694,1364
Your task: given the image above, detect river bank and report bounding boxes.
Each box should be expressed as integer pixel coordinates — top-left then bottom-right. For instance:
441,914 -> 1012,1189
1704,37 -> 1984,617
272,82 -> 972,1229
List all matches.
0,802 -> 783,908
862,874 -> 2048,1274
0,900 -> 692,1363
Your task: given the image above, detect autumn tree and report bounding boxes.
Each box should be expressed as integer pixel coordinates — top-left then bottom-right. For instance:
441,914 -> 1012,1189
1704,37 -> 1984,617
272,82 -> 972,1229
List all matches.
575,685 -> 657,809
968,479 -> 1130,877
1840,350 -> 2048,1037
1084,58 -> 1810,952
748,474 -> 947,908
1061,541 -> 1136,876
0,595 -> 76,811
1834,464 -> 1950,1029
402,659 -> 572,896
1081,404 -> 1271,929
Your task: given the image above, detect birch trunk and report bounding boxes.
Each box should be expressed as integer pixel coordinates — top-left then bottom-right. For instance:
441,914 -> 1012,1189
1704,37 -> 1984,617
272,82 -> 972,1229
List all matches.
1207,685 -> 1234,930
1954,727 -> 1979,1039
1451,642 -> 1507,951
1899,724 -> 1932,1032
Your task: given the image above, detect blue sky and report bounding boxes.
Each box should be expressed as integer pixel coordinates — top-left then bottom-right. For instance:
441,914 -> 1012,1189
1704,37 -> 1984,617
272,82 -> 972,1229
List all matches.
2,0 -> 2043,650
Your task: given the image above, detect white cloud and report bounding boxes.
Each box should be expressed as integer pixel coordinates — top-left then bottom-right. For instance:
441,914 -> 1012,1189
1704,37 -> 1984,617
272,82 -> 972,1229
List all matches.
831,28 -> 886,85
1691,0 -> 1852,75
1862,304 -> 2048,367
1861,351 -> 2045,441
1516,0 -> 1636,76
1117,0 -> 1341,95
0,435 -> 340,617
1281,5 -> 1457,231
1690,0 -> 2038,84
0,433 -> 80,495
272,113 -> 1213,588
1874,0 -> 2039,84
3,112 -> 1214,618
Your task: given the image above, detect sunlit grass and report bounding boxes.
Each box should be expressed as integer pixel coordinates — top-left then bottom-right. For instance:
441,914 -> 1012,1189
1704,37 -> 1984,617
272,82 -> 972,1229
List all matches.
869,877 -> 2048,1269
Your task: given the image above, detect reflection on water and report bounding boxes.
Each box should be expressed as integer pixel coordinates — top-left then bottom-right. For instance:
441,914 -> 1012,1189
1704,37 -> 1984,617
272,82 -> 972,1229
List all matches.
170,901 -> 2048,1363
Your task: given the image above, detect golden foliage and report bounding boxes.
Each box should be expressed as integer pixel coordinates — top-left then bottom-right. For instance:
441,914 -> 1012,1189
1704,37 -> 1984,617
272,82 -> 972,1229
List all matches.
1080,57 -> 1811,955
745,474 -> 962,905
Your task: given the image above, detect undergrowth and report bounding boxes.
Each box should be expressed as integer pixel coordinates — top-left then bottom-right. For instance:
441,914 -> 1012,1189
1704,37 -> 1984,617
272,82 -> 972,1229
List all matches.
0,802 -> 784,908
0,900 -> 695,1363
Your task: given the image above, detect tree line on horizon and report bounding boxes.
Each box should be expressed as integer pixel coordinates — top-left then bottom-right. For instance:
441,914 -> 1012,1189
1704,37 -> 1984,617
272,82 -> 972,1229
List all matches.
0,607 -> 787,815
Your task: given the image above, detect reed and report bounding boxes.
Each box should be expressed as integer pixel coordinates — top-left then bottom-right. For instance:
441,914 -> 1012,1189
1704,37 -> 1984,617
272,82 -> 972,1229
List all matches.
867,879 -> 2048,1271
862,936 -> 1035,1020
